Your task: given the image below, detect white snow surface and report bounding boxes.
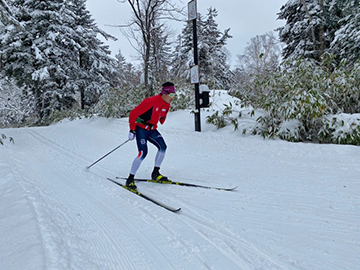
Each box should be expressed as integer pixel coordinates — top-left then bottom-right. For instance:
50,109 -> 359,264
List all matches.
1,91 -> 359,270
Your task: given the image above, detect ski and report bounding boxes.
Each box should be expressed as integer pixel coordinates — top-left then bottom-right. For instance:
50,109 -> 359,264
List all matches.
117,177 -> 237,191
107,178 -> 181,213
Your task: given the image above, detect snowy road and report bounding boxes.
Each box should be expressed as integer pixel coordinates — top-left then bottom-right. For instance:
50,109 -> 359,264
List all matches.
1,101 -> 359,269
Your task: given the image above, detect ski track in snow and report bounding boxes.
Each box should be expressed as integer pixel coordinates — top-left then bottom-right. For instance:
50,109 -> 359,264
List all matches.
1,107 -> 360,270
8,130 -> 144,269
19,127 -> 262,269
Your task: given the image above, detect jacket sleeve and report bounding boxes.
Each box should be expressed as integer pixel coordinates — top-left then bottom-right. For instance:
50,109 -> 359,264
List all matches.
159,105 -> 170,125
129,98 -> 152,130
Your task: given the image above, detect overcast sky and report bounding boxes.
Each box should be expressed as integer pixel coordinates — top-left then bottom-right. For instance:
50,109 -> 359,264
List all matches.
86,0 -> 286,67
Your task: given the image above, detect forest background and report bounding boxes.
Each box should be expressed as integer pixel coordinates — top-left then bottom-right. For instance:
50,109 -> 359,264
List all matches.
1,0 -> 360,145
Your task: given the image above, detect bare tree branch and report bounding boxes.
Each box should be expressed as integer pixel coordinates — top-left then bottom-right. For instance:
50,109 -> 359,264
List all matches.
115,0 -> 184,93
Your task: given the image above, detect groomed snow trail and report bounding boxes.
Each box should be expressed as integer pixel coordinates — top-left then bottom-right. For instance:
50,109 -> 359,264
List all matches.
1,109 -> 359,269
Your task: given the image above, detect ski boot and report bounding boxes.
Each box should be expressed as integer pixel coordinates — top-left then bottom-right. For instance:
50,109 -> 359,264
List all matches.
126,174 -> 137,190
151,167 -> 169,183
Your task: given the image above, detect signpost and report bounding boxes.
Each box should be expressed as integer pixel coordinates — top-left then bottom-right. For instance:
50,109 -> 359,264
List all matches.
188,0 -> 197,21
188,0 -> 201,132
190,65 -> 199,84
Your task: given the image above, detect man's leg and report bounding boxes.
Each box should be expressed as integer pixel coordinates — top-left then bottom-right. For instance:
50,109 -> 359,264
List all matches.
126,127 -> 149,187
148,130 -> 167,180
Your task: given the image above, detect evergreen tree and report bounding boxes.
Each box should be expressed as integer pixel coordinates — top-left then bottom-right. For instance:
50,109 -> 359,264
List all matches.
170,34 -> 188,81
113,50 -> 140,87
278,0 -> 359,66
0,0 -> 12,24
170,19 -> 198,82
64,0 -> 116,109
150,22 -> 172,85
171,8 -> 232,89
0,0 -> 21,26
201,8 -> 233,88
1,0 -> 76,120
0,74 -> 35,127
278,0 -> 333,61
0,0 -> 116,122
113,50 -> 127,88
330,0 -> 360,65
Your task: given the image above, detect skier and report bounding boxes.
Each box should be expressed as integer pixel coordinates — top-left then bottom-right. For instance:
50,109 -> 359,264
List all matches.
126,82 -> 176,189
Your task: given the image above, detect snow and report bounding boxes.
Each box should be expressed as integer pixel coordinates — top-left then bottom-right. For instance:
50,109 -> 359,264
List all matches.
31,66 -> 49,81
1,91 -> 359,270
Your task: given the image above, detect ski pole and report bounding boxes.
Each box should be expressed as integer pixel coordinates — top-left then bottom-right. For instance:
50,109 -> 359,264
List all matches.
86,139 -> 130,169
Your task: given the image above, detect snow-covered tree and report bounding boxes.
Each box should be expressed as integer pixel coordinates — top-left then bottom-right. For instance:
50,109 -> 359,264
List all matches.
0,0 -> 116,122
149,22 -> 172,85
0,0 -> 74,119
113,49 -> 140,88
199,7 -> 233,89
0,74 -> 35,127
112,50 -> 127,88
170,19 -> 198,82
64,0 -> 116,109
330,0 -> 360,66
0,0 -> 19,26
171,8 -> 233,89
277,0 -> 333,61
278,0 -> 359,66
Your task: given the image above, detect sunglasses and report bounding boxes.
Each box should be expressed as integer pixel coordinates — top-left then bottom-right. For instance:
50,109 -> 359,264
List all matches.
168,93 -> 176,98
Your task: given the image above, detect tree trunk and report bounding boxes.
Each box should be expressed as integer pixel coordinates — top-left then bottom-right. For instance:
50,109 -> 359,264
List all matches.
144,30 -> 153,96
318,0 -> 325,57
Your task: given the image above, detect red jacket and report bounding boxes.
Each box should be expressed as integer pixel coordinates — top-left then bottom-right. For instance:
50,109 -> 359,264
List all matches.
129,94 -> 170,131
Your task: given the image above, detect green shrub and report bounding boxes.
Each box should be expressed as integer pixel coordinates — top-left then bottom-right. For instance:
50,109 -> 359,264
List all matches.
208,55 -> 360,145
319,114 -> 360,145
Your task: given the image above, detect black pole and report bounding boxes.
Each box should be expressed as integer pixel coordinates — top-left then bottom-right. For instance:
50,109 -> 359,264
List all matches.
193,16 -> 201,132
86,139 -> 130,169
